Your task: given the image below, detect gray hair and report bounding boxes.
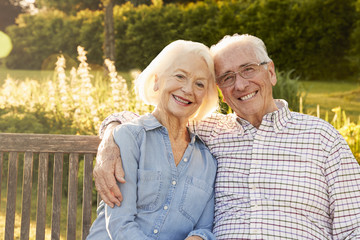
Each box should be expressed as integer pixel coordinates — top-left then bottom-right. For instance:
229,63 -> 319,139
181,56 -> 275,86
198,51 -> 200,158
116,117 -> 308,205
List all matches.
210,34 -> 272,63
135,40 -> 219,120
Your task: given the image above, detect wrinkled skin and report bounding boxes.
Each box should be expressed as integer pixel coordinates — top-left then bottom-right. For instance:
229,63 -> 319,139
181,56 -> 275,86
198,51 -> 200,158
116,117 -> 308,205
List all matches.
93,122 -> 123,207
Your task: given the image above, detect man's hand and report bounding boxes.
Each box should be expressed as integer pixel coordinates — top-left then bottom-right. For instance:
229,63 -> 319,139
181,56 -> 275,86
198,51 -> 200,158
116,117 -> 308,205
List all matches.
93,122 -> 124,207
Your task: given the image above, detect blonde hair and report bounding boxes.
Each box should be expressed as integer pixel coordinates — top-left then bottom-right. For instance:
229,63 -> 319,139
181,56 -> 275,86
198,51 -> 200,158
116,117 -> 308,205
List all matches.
135,40 -> 218,120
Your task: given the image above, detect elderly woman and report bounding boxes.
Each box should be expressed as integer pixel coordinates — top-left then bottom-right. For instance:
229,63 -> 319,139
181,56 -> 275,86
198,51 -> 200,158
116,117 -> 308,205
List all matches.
87,40 -> 219,240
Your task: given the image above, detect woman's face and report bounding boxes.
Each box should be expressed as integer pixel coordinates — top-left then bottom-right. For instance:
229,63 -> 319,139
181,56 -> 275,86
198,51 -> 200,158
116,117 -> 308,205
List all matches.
155,52 -> 212,121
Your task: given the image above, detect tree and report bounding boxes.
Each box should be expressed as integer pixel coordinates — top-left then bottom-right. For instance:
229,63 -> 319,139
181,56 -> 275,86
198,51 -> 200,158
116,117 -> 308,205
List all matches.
104,0 -> 116,61
0,0 -> 23,31
36,0 -> 103,15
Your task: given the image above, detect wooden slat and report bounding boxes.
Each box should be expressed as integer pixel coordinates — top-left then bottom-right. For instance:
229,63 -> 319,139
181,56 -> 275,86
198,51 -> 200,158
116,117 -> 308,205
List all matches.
82,154 -> 94,240
51,153 -> 64,240
0,133 -> 100,153
35,153 -> 49,240
5,152 -> 18,240
20,152 -> 34,240
67,153 -> 79,240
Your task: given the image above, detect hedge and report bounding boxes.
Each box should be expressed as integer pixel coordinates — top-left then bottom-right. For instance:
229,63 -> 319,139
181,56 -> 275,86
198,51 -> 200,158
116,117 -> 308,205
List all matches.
5,0 -> 359,80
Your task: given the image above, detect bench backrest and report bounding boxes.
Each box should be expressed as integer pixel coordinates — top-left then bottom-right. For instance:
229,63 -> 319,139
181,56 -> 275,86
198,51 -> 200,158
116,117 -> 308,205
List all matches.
0,133 -> 101,240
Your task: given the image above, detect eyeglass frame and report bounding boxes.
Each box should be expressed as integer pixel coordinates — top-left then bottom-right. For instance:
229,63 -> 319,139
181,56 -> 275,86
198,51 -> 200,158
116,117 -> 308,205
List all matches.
216,61 -> 269,88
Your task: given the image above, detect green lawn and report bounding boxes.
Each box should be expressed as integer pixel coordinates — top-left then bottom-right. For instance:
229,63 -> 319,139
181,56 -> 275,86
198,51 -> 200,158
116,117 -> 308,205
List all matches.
301,80 -> 360,123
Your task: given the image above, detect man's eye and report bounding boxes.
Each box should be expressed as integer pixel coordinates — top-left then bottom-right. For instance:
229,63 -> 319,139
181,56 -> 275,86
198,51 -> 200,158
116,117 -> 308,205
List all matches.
243,66 -> 256,73
223,74 -> 234,82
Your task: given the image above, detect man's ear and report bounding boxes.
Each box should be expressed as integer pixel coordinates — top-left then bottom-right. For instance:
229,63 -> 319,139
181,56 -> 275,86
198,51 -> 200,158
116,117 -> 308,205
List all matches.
153,74 -> 159,91
268,61 -> 277,86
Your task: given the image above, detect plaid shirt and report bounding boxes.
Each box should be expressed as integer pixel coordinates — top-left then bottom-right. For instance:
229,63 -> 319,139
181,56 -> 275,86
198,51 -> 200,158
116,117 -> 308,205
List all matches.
100,100 -> 360,240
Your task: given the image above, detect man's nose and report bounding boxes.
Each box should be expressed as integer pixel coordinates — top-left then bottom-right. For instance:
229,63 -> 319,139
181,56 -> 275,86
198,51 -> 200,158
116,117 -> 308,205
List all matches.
233,74 -> 249,90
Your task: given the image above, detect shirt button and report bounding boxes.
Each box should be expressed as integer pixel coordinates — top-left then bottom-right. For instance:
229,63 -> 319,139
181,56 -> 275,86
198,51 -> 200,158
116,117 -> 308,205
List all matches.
163,205 -> 168,210
172,180 -> 177,185
153,229 -> 158,234
183,158 -> 188,162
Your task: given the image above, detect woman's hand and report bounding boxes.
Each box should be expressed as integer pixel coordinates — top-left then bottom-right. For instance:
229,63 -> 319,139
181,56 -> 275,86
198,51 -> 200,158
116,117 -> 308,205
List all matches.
93,122 -> 124,207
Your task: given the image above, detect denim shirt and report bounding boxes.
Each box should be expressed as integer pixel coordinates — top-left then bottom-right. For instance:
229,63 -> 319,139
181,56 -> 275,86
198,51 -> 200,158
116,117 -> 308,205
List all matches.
87,113 -> 217,240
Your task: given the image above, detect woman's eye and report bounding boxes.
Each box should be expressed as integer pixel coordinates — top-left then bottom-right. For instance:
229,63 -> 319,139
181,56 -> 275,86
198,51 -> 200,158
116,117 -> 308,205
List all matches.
175,74 -> 186,80
195,81 -> 205,88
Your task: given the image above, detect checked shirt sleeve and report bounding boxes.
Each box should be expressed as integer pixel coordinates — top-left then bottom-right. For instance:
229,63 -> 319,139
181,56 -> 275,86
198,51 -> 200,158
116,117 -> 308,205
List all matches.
325,130 -> 360,239
99,111 -> 140,139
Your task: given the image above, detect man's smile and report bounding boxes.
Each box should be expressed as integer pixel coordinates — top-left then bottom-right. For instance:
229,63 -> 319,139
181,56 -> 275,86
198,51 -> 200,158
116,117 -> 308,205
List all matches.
239,91 -> 258,101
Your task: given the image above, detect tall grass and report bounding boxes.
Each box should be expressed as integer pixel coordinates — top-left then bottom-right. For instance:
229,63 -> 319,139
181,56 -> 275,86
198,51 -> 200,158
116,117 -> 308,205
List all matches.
0,46 -> 153,135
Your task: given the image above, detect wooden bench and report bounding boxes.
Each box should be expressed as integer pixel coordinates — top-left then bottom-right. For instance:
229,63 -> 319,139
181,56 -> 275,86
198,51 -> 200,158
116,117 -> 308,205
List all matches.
0,133 -> 101,240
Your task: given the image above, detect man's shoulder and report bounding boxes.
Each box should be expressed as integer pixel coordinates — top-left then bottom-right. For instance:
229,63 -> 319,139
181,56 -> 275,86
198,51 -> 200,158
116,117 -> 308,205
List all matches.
289,111 -> 338,135
198,112 -> 237,127
192,112 -> 242,140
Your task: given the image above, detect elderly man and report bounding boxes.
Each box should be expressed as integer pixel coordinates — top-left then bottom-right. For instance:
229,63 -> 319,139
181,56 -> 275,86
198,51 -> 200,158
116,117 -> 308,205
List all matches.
94,34 -> 360,239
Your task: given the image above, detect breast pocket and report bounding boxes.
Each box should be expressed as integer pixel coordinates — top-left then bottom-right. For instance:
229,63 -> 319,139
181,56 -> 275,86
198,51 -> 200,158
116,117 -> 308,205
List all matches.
179,176 -> 213,225
137,169 -> 162,211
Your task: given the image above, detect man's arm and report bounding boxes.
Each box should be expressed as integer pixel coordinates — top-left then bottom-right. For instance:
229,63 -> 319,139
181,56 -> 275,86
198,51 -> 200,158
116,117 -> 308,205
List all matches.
94,122 -> 122,207
326,131 -> 360,238
94,111 -> 140,207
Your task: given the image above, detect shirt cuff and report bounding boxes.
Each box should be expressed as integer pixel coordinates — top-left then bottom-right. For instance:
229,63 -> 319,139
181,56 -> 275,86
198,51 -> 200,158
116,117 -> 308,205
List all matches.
187,229 -> 215,240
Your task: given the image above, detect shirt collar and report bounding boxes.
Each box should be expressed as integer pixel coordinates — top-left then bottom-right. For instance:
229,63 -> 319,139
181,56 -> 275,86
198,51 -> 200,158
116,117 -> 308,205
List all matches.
267,99 -> 292,133
236,99 -> 292,134
140,113 -> 203,145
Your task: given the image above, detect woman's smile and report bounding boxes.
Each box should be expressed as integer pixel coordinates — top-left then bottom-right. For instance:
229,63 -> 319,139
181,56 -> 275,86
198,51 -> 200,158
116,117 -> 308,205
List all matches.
172,94 -> 192,105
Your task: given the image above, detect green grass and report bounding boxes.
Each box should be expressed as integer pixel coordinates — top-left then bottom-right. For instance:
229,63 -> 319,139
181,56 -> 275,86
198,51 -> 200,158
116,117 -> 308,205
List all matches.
0,66 -> 134,86
301,80 -> 360,123
0,67 -> 55,84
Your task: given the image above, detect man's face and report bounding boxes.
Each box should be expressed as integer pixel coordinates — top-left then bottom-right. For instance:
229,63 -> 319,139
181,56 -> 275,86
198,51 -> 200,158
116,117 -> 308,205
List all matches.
214,42 -> 277,123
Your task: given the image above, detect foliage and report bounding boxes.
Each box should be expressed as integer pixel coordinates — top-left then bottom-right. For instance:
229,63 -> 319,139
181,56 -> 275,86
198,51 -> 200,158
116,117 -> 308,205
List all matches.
5,0 -> 360,81
273,69 -> 304,112
1,46 -> 152,135
0,0 -> 23,31
36,0 -> 103,15
331,107 -> 360,163
6,10 -> 82,69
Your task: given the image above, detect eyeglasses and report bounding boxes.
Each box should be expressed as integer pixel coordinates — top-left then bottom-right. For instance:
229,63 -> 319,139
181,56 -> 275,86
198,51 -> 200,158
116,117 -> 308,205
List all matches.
216,62 -> 268,88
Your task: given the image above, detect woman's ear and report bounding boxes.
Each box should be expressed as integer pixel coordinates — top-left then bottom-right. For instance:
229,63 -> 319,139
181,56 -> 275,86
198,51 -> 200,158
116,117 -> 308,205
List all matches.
153,74 -> 159,91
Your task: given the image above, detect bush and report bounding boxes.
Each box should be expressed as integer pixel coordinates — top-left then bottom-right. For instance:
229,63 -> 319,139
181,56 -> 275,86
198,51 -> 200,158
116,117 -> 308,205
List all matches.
273,69 -> 305,112
4,0 -> 359,80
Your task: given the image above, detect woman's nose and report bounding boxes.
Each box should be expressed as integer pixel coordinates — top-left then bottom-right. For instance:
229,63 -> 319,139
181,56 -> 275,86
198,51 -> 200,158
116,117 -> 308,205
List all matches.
181,81 -> 193,94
